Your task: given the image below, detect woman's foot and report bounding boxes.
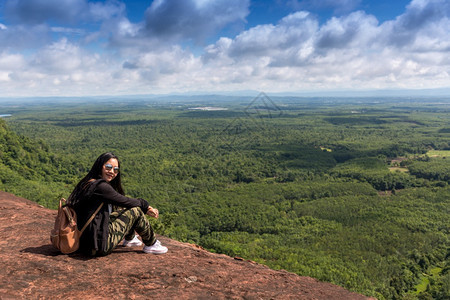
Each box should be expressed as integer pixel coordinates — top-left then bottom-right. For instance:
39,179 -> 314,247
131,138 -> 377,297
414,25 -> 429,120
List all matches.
143,240 -> 168,254
123,235 -> 143,247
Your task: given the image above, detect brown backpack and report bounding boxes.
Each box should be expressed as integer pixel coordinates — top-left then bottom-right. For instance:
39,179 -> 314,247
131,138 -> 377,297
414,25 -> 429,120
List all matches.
50,198 -> 103,254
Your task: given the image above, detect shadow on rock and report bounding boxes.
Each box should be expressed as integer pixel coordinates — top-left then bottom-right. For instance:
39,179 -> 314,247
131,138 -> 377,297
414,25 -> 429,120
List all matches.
21,244 -> 61,256
21,244 -> 94,260
21,244 -> 145,260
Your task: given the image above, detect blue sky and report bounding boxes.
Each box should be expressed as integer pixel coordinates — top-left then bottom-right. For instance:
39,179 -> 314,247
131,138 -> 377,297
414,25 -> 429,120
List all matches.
0,0 -> 449,97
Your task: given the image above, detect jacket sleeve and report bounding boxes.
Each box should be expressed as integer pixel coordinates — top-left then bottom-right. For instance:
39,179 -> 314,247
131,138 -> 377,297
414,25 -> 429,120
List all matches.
93,181 -> 149,213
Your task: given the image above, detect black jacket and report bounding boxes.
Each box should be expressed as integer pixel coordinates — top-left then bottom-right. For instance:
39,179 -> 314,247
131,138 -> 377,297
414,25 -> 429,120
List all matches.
73,179 -> 149,254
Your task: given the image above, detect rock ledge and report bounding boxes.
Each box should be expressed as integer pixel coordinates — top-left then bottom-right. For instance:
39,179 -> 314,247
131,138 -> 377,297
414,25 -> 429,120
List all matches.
0,191 -> 373,299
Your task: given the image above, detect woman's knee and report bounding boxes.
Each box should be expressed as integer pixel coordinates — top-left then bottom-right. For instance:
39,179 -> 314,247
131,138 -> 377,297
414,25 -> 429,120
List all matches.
129,206 -> 145,217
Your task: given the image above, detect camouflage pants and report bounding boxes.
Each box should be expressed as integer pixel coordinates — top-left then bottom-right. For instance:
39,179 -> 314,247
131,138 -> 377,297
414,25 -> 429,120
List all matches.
100,206 -> 156,255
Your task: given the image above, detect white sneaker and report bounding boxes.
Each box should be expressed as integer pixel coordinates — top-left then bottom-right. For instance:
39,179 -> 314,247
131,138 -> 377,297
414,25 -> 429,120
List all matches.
143,240 -> 168,254
123,235 -> 143,247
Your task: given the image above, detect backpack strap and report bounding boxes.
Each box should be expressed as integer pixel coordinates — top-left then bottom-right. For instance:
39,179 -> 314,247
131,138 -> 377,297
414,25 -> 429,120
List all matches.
63,206 -> 77,227
79,203 -> 104,234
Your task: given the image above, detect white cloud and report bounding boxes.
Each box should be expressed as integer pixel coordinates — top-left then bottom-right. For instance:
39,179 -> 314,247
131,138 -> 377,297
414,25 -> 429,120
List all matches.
88,0 -> 125,22
194,0 -> 450,92
51,27 -> 85,35
119,46 -> 201,93
0,24 -> 52,50
0,38 -> 119,95
31,38 -> 84,73
381,0 -> 450,48
0,0 -> 449,96
316,11 -> 379,50
287,0 -> 362,15
202,11 -> 319,70
4,0 -> 124,25
108,0 -> 251,58
0,52 -> 25,82
142,0 -> 250,43
0,53 -> 25,70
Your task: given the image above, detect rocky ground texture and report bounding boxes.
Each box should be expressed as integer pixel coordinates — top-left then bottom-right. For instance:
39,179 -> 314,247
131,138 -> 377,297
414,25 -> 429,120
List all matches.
0,191 -> 374,299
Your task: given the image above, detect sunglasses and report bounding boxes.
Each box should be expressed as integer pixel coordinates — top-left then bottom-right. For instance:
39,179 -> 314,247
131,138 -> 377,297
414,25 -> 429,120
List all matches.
104,163 -> 120,174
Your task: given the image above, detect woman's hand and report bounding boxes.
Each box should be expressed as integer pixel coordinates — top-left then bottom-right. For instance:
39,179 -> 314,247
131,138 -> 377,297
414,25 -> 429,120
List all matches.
147,206 -> 159,218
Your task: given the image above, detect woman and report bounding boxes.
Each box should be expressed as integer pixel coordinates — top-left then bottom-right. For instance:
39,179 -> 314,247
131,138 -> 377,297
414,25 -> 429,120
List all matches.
68,152 -> 168,256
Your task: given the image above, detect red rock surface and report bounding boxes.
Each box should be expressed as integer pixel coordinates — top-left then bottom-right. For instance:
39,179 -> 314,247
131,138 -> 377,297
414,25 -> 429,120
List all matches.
0,191 -> 374,299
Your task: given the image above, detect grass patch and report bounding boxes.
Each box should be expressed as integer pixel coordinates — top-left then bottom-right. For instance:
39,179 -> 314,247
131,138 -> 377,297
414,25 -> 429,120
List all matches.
320,146 -> 332,152
413,267 -> 443,294
389,167 -> 409,173
426,150 -> 450,158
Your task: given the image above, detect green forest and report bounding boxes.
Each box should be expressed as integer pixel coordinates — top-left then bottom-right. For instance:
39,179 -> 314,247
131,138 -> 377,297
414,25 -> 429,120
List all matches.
0,95 -> 449,299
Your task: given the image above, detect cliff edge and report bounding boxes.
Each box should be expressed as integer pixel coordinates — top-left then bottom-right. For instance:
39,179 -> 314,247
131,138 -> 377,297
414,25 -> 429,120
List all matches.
0,191 -> 373,299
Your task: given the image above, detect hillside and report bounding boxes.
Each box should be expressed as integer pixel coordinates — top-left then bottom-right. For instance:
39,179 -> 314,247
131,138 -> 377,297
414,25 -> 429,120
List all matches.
0,118 -> 72,206
0,191 -> 372,299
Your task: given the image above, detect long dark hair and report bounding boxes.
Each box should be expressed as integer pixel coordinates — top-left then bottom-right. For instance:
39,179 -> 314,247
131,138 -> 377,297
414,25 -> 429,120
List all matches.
68,152 -> 124,205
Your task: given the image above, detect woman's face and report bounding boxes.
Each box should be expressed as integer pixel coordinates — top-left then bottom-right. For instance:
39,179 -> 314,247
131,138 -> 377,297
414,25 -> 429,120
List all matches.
101,158 -> 119,182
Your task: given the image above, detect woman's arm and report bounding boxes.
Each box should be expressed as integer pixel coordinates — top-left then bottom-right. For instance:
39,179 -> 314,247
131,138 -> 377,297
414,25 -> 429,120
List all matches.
93,181 -> 150,212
